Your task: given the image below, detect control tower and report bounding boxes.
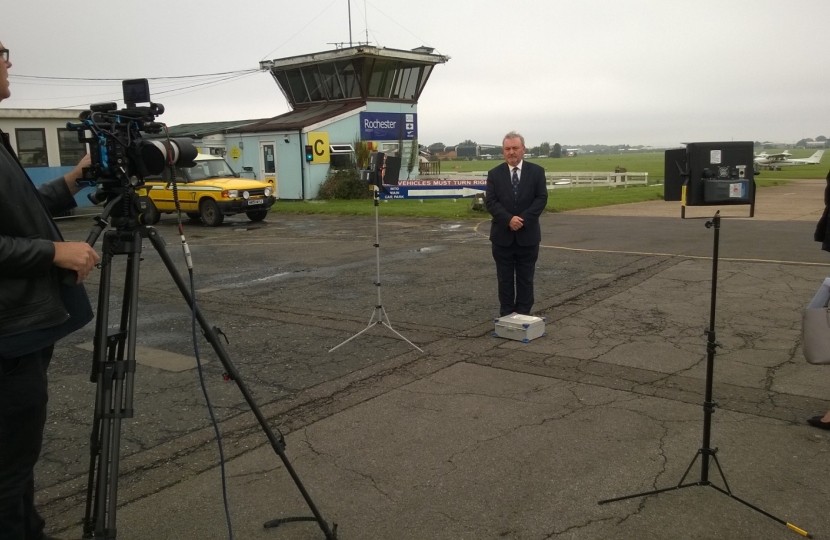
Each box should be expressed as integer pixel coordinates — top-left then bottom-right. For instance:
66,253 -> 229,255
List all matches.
223,45 -> 449,199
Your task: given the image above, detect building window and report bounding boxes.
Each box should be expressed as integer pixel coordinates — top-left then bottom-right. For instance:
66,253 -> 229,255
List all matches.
336,60 -> 362,99
57,128 -> 86,166
285,69 -> 310,104
301,66 -> 325,101
15,128 -> 48,167
380,142 -> 400,156
366,59 -> 397,99
320,62 -> 345,99
329,144 -> 354,168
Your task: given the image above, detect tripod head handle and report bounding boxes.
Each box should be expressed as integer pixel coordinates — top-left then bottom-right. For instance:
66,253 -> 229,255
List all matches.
59,195 -> 125,287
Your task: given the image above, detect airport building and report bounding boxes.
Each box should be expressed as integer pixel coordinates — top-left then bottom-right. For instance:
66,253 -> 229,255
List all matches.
174,45 -> 449,200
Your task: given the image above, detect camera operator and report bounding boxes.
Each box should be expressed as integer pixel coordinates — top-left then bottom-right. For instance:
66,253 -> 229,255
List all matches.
808,167 -> 830,431
0,40 -> 99,540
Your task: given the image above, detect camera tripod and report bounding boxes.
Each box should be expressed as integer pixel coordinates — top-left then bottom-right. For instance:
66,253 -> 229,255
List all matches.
80,197 -> 337,539
598,211 -> 810,538
329,185 -> 422,353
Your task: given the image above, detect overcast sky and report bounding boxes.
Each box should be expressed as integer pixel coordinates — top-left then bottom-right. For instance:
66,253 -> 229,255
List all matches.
3,0 -> 828,147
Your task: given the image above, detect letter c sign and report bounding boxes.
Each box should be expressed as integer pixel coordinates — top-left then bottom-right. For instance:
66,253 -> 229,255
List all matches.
308,132 -> 330,164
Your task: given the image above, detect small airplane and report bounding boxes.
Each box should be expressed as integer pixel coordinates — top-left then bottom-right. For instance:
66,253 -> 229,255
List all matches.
754,149 -> 824,170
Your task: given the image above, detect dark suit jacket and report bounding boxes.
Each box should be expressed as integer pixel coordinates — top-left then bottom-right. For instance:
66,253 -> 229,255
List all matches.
485,160 -> 548,247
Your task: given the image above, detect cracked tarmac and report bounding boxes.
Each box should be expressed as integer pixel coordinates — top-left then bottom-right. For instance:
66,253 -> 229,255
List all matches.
39,179 -> 830,539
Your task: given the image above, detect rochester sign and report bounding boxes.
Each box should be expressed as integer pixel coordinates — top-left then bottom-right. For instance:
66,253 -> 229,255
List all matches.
360,112 -> 418,141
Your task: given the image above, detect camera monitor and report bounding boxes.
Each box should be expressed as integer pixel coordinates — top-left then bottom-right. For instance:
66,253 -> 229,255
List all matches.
123,79 -> 151,106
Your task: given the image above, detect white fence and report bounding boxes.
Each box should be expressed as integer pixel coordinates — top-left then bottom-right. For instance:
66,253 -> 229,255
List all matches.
545,172 -> 648,190
417,171 -> 650,191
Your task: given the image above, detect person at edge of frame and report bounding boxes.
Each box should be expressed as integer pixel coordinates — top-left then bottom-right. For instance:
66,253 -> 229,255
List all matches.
808,166 -> 830,431
485,131 -> 548,317
0,39 -> 100,540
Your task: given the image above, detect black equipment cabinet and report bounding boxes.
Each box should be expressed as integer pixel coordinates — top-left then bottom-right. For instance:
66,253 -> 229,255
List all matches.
664,141 -> 756,218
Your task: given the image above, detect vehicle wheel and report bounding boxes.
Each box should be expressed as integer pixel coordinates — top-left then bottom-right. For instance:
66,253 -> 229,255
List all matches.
199,199 -> 224,227
186,212 -> 201,221
141,198 -> 160,225
246,210 -> 268,222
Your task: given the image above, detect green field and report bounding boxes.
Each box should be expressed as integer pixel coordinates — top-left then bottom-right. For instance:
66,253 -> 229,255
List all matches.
275,182 -> 722,218
442,150 -> 828,181
270,149 -> 825,219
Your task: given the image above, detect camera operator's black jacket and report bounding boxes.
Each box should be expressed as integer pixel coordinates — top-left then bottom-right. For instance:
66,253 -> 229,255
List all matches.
815,169 -> 830,252
0,129 -> 85,342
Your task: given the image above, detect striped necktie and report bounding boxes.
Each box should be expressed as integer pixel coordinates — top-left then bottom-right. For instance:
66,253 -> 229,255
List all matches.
512,167 -> 519,197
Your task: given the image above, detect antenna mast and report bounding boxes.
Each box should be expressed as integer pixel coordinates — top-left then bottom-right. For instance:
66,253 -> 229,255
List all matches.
348,0 -> 353,47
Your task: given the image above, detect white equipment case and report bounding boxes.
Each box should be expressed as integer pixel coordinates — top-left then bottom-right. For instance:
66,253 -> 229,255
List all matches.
493,314 -> 546,343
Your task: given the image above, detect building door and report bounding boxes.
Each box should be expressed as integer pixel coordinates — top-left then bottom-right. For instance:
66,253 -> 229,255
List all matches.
259,141 -> 277,195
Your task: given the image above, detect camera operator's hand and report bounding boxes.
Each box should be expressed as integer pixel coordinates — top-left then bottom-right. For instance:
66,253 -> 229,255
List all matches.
53,242 -> 99,284
64,153 -> 91,195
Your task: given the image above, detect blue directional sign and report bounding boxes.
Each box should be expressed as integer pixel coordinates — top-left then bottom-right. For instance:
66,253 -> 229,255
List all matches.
360,112 -> 417,141
379,185 -> 485,200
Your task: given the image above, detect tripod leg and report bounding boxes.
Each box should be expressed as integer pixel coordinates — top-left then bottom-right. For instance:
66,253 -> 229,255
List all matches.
708,484 -> 811,537
144,228 -> 337,540
328,308 -> 382,352
83,231 -> 142,539
598,449 -> 705,504
378,307 -> 424,353
706,454 -> 811,537
83,241 -> 115,536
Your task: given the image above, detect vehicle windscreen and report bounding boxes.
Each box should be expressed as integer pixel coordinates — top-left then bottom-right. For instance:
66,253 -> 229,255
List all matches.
188,159 -> 239,181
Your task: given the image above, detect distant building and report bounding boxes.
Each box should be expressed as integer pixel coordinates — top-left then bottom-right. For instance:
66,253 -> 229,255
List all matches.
0,108 -> 87,168
456,145 -> 479,158
0,108 -> 92,206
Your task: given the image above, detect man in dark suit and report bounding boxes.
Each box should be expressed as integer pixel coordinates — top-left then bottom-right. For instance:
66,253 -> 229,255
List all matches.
485,131 -> 548,316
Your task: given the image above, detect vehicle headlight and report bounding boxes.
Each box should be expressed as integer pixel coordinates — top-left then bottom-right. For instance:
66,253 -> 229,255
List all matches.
227,189 -> 239,198
242,191 -> 251,199
264,187 -> 272,197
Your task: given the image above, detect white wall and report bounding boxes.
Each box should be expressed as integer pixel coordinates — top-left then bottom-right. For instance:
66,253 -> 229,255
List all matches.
0,110 -> 85,167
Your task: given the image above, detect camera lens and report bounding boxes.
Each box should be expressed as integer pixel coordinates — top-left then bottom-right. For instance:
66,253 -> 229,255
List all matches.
138,138 -> 197,176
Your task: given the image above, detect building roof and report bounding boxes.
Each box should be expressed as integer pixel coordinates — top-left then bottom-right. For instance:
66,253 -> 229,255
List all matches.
259,45 -> 449,71
232,101 -> 366,133
260,45 -> 449,108
161,119 -> 264,138
0,108 -> 87,119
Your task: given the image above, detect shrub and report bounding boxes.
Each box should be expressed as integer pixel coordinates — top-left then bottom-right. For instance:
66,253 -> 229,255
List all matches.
317,168 -> 370,200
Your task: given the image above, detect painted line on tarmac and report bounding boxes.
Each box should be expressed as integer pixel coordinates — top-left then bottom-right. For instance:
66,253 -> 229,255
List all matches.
187,240 -> 343,246
540,244 -> 830,267
474,217 -> 828,266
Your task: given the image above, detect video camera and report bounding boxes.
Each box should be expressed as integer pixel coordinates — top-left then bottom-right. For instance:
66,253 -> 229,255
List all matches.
67,79 -> 197,225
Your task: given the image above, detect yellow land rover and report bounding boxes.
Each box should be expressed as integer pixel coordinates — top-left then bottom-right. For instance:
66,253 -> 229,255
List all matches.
144,154 -> 276,226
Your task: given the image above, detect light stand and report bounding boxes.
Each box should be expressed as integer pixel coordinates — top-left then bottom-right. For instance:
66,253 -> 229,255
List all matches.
329,185 -> 422,353
598,211 -> 811,538
81,196 -> 337,539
